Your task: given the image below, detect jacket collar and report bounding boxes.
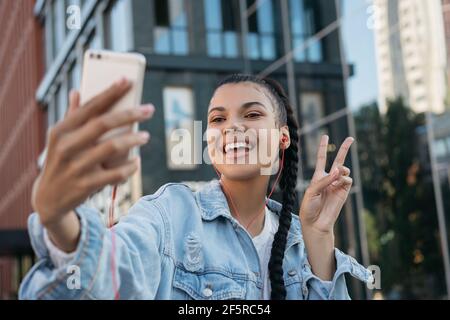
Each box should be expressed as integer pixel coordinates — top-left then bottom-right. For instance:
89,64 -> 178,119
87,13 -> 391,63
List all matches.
195,179 -> 302,248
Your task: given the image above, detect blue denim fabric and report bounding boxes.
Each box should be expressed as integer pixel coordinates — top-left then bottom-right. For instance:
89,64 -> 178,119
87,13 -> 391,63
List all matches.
19,179 -> 372,300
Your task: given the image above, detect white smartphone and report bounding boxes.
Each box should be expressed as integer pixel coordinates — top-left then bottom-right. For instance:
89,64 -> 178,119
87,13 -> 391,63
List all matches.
79,49 -> 146,168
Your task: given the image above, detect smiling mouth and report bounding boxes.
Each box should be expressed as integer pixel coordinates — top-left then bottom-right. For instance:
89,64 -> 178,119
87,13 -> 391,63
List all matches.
223,142 -> 251,153
221,141 -> 257,162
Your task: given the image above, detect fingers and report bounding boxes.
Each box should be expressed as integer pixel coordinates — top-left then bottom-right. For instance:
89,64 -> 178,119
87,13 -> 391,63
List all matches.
74,131 -> 150,172
341,166 -> 350,177
66,90 -> 80,117
313,135 -> 329,177
308,167 -> 340,196
57,77 -> 132,133
331,176 -> 353,189
307,166 -> 351,196
331,137 -> 354,170
90,157 -> 140,188
60,104 -> 155,158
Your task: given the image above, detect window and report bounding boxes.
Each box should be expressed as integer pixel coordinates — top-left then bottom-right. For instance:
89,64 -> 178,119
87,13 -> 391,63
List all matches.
153,0 -> 189,55
434,139 -> 448,159
204,0 -> 275,60
86,28 -> 102,50
245,0 -> 276,60
300,92 -> 327,168
44,5 -> 55,69
163,87 -> 196,170
53,0 -> 66,54
204,0 -> 239,58
47,96 -> 57,127
289,0 -> 323,62
56,82 -> 68,121
44,0 -> 82,69
104,0 -> 133,52
68,59 -> 81,91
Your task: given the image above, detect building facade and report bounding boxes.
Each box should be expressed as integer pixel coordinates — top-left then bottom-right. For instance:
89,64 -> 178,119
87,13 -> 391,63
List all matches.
374,0 -> 448,114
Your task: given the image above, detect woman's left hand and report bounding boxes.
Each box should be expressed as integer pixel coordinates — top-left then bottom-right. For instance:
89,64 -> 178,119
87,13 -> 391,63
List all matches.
299,135 -> 354,235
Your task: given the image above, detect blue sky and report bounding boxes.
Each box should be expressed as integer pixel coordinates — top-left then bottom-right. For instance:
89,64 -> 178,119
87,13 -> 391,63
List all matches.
341,0 -> 379,110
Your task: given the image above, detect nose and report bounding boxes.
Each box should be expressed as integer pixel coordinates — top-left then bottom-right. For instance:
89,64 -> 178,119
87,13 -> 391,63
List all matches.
223,122 -> 245,135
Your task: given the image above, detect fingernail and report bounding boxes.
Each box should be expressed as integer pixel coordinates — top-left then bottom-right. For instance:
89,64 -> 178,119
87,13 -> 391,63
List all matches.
332,167 -> 339,177
140,104 -> 155,116
139,131 -> 150,141
116,77 -> 128,87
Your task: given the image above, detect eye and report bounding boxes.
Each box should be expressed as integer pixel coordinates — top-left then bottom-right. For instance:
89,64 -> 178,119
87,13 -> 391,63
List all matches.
210,116 -> 225,123
245,112 -> 262,119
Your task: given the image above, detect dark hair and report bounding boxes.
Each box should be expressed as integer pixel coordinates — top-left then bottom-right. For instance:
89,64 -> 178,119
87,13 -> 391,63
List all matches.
215,74 -> 299,299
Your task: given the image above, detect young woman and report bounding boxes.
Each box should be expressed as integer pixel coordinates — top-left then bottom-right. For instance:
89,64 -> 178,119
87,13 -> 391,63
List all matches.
20,74 -> 371,300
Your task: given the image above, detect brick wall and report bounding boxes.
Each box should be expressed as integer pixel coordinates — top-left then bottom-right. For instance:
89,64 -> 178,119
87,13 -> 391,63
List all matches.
0,0 -> 45,299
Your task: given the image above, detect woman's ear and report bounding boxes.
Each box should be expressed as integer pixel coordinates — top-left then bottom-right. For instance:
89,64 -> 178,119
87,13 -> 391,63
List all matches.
280,126 -> 290,149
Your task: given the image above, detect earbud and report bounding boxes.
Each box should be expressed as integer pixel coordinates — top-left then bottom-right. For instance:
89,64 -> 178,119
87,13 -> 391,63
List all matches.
281,135 -> 288,149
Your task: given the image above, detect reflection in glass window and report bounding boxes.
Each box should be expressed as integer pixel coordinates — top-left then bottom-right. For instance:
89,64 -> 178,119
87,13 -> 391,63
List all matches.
247,33 -> 259,59
163,87 -> 196,170
154,27 -> 171,54
68,60 -> 81,91
289,0 -> 322,62
300,92 -> 327,168
204,0 -> 239,58
224,31 -> 238,57
57,84 -> 68,122
245,0 -> 276,60
53,0 -> 66,55
154,0 -> 189,55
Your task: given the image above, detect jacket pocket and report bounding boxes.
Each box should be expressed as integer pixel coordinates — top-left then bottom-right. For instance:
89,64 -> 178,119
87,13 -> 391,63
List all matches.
172,266 -> 246,300
283,269 -> 305,300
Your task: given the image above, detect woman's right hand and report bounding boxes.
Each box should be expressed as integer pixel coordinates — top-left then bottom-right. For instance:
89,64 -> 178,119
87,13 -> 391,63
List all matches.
31,78 -> 154,250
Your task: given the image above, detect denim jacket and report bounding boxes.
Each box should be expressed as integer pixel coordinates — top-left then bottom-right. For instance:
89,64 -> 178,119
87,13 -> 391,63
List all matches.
19,179 -> 372,300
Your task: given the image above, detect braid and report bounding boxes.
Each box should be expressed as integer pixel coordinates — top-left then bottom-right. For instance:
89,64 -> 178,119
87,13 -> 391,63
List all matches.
216,74 -> 300,300
263,78 -> 299,300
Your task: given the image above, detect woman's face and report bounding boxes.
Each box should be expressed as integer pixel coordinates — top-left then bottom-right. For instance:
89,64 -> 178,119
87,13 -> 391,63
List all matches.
207,82 -> 289,180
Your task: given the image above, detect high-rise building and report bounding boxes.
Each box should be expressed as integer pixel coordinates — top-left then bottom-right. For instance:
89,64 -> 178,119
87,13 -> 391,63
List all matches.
0,0 -> 369,299
374,0 -> 448,114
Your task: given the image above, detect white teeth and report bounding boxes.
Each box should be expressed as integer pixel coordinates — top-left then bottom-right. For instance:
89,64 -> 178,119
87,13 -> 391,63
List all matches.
224,142 -> 249,153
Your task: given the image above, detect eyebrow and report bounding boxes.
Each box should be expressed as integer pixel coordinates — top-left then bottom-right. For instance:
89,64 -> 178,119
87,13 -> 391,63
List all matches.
208,101 -> 267,115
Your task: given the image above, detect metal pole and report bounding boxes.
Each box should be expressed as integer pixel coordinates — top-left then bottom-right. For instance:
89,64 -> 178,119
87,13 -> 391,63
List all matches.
279,0 -> 305,193
334,0 -> 372,299
239,0 -> 251,73
425,111 -> 450,299
280,0 -> 298,116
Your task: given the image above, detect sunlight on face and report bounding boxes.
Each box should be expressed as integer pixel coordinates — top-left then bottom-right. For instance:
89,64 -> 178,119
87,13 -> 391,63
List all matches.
206,82 -> 286,180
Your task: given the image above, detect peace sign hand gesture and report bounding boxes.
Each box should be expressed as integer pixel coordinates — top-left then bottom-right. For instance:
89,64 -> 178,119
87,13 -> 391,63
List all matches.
299,135 -> 354,235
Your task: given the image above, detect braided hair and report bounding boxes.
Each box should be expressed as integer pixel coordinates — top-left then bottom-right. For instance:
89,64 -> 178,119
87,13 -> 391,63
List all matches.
215,74 -> 300,300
